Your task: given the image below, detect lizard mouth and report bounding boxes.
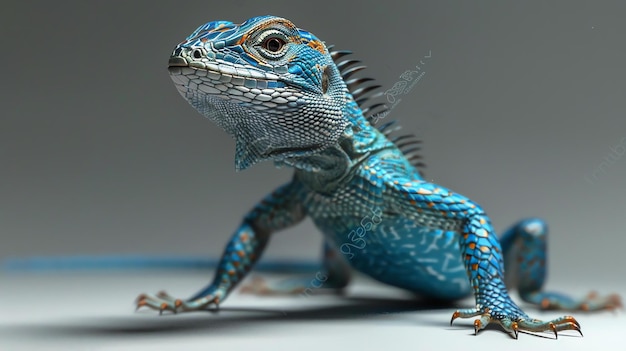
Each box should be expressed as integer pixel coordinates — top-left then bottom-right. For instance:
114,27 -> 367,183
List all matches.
168,56 -> 189,68
167,55 -> 283,89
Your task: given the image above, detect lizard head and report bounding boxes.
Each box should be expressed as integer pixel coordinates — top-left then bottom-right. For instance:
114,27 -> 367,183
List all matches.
168,15 -> 351,171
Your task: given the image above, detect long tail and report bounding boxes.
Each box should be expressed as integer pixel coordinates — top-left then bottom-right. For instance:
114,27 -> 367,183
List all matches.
3,255 -> 320,273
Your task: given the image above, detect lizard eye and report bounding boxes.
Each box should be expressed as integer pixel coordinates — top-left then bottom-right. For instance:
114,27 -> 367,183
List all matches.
262,37 -> 285,53
192,49 -> 203,59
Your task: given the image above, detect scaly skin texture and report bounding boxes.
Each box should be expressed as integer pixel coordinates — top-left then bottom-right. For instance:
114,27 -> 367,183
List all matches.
136,15 -> 621,338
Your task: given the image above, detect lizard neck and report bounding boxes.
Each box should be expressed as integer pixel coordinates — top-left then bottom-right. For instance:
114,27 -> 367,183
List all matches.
282,100 -> 393,194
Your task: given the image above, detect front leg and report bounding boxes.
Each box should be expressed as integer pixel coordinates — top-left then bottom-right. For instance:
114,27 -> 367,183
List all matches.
136,180 -> 306,313
387,178 -> 581,338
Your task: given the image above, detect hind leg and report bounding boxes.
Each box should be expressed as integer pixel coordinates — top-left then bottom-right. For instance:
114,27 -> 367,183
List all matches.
500,218 -> 621,311
240,240 -> 351,295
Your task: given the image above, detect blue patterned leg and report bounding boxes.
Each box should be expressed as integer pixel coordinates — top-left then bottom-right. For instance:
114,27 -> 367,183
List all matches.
448,213 -> 566,338
136,181 -> 306,313
388,178 -> 582,338
500,218 -> 622,311
240,240 -> 351,295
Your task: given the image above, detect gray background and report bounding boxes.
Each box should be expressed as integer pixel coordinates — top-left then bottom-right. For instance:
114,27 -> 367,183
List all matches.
2,0 -> 625,285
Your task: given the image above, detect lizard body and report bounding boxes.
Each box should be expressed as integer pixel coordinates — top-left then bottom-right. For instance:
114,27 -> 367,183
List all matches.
136,15 -> 621,338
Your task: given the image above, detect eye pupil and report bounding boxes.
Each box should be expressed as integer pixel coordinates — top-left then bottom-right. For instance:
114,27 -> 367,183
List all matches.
192,49 -> 202,59
264,37 -> 284,52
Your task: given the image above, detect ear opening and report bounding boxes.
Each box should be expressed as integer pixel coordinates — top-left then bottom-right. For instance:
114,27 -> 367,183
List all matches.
321,65 -> 331,94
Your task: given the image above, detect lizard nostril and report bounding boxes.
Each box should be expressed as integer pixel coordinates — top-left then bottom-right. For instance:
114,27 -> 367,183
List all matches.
192,49 -> 203,59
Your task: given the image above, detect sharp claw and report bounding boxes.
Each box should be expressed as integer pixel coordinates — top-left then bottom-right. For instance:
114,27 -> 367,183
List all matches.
450,311 -> 460,326
549,322 -> 557,339
473,319 -> 481,335
573,324 -> 583,337
135,294 -> 147,303
135,299 -> 147,311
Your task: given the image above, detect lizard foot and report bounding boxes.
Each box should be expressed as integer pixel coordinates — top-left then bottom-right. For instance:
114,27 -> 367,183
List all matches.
540,291 -> 622,312
450,307 -> 582,339
135,289 -> 223,314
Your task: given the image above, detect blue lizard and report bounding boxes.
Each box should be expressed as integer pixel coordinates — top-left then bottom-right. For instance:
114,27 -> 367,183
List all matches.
133,15 -> 621,338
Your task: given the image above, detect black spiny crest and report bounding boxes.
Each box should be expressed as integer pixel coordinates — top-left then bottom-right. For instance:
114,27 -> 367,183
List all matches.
327,45 -> 426,175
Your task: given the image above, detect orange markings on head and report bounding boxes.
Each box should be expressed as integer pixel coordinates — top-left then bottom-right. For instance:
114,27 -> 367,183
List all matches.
240,233 -> 249,242
468,242 -> 476,249
237,250 -> 245,258
427,202 -> 435,208
289,35 -> 304,44
228,270 -> 236,276
236,31 -> 250,46
541,298 -> 551,309
214,25 -> 231,32
471,263 -> 479,271
307,40 -> 326,54
479,218 -> 486,225
479,246 -> 490,253
201,37 -> 208,43
465,254 -> 472,261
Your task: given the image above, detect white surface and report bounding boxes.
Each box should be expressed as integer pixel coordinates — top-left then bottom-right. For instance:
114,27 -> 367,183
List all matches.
0,271 -> 623,351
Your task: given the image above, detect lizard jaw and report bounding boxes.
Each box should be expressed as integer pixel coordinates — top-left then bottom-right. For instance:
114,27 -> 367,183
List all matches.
167,55 -> 334,171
